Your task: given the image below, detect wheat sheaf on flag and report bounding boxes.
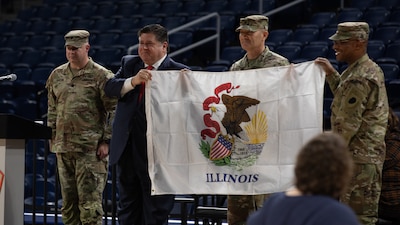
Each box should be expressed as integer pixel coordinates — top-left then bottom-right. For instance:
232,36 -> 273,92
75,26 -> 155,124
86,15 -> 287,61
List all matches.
145,61 -> 325,195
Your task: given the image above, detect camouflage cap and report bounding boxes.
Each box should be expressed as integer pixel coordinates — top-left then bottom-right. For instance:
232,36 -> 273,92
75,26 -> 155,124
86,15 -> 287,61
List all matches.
235,15 -> 269,32
329,22 -> 369,41
64,30 -> 90,48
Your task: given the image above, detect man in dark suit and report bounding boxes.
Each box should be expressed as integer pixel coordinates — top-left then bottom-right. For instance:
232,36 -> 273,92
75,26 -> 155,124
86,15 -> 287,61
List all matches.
104,24 -> 190,225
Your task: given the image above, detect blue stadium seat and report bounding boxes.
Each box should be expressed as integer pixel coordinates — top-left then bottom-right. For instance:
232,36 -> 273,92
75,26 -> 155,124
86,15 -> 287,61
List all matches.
267,29 -> 293,46
53,4 -> 76,20
31,66 -> 53,84
318,27 -> 337,41
74,3 -> 97,19
138,2 -> 161,16
362,7 -> 391,28
0,99 -> 17,114
309,12 -> 336,29
169,31 -> 193,50
383,41 -> 400,63
71,19 -> 94,30
28,19 -> 50,33
91,33 -> 120,47
375,0 -> 400,9
162,16 -> 187,30
275,45 -> 301,62
33,5 -> 56,19
12,66 -> 32,81
219,46 -> 246,65
367,40 -> 386,61
118,32 -> 139,48
15,98 -> 38,120
379,63 -> 400,83
336,8 -> 363,23
298,44 -> 328,61
182,0 -> 205,15
204,65 -> 229,72
372,26 -> 400,45
349,0 -> 374,11
48,19 -> 72,34
0,50 -> 21,68
290,27 -> 319,45
161,1 -> 183,16
95,2 -> 117,18
92,48 -> 123,68
115,1 -> 140,17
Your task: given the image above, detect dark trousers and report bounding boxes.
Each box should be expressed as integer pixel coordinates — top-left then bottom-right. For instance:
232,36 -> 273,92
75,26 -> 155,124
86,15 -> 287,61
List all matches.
116,139 -> 174,225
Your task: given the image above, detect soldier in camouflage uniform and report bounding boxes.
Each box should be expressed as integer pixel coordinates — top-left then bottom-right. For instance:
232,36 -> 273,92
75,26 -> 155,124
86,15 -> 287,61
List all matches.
315,22 -> 389,225
228,15 -> 290,225
46,30 -> 117,225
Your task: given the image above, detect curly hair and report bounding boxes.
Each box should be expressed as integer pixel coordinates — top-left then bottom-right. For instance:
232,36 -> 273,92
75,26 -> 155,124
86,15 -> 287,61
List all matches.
294,132 -> 353,199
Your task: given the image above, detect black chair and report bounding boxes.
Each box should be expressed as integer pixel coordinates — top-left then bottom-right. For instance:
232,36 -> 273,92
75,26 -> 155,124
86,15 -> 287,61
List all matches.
382,42 -> 400,64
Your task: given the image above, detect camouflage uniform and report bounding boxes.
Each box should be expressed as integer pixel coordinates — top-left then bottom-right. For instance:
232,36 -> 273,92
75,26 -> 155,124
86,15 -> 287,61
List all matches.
46,30 -> 117,225
327,22 -> 389,225
228,15 -> 290,225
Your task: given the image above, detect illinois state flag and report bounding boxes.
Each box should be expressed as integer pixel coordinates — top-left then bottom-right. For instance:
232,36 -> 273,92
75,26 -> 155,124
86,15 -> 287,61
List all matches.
145,61 -> 325,195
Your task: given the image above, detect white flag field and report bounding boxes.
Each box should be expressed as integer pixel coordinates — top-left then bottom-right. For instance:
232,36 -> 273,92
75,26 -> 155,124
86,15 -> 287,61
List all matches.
145,61 -> 326,195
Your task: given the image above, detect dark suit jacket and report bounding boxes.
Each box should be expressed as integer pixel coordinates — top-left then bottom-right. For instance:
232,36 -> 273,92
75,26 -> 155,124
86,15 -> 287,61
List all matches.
104,55 -> 189,165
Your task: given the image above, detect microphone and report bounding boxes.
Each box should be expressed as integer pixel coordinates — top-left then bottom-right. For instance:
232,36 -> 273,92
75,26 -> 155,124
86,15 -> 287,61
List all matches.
0,74 -> 17,81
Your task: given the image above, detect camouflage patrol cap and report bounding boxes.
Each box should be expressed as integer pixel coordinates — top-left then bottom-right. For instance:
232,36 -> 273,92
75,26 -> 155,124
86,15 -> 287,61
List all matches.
329,22 -> 369,41
235,15 -> 269,32
64,30 -> 90,48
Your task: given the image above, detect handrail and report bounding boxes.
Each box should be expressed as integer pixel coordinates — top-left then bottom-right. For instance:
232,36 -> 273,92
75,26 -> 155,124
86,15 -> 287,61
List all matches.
263,0 -> 307,16
127,12 -> 221,61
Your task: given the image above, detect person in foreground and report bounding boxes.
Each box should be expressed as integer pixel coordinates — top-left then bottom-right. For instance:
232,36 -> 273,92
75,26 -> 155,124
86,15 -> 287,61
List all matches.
103,24 -> 189,225
378,107 -> 400,225
247,132 -> 360,225
315,21 -> 388,225
227,14 -> 290,225
46,30 -> 117,225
